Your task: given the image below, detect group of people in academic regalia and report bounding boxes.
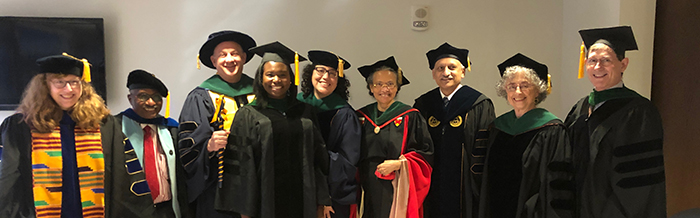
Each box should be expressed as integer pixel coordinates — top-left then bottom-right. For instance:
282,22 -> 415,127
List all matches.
0,25 -> 665,218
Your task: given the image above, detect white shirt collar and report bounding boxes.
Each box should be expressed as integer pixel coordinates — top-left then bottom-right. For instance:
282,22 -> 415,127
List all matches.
440,84 -> 463,100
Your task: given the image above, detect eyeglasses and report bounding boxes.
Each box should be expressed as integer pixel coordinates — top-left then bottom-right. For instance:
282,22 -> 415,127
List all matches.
586,58 -> 614,67
506,83 -> 532,92
49,79 -> 81,89
136,93 -> 163,103
314,67 -> 338,78
372,82 -> 397,89
434,65 -> 462,72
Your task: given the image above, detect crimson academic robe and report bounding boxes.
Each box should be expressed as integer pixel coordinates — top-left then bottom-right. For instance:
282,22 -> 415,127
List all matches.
356,101 -> 433,218
214,99 -> 331,218
565,95 -> 666,218
413,86 -> 495,218
0,113 -> 174,218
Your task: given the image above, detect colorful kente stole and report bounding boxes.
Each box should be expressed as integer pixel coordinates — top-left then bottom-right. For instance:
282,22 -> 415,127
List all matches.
31,128 -> 105,218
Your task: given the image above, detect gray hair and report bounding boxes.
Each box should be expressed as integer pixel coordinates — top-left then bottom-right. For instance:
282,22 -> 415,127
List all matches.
495,65 -> 548,105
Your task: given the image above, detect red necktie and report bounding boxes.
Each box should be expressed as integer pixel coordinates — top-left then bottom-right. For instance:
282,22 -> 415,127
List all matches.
143,125 -> 160,201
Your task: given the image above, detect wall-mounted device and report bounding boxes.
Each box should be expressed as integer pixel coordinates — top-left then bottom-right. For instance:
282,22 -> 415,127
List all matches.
411,5 -> 429,31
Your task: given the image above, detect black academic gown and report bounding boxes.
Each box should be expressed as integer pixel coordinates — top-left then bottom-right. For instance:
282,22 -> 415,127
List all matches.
114,112 -> 194,218
178,87 -> 252,218
479,118 -> 574,218
316,104 -> 362,218
565,95 -> 666,218
214,100 -> 331,218
413,86 -> 495,218
356,102 -> 434,218
0,113 -> 174,218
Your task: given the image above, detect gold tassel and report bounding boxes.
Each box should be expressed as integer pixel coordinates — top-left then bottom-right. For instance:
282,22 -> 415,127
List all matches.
547,74 -> 552,94
197,54 -> 201,69
295,52 -> 300,86
338,59 -> 344,77
467,56 -> 472,72
61,52 -> 91,82
81,59 -> 91,82
578,42 -> 585,79
165,92 -> 171,118
398,67 -> 403,85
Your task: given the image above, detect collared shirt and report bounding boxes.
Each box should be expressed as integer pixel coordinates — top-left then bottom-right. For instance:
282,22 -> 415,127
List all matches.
440,84 -> 463,101
140,123 -> 172,204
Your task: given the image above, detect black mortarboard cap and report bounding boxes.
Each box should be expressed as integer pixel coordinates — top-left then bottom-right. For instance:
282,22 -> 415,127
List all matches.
36,55 -> 83,77
250,41 -> 307,85
498,53 -> 552,92
357,56 -> 410,86
308,50 -> 351,70
199,30 -> 257,69
127,69 -> 169,97
426,42 -> 470,70
250,41 -> 307,64
579,26 -> 638,59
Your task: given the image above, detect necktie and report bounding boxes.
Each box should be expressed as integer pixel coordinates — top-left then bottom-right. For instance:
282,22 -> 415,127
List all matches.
443,97 -> 450,109
143,125 -> 160,201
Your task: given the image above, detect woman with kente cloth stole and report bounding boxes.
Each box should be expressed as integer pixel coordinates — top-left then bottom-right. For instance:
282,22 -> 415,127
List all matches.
297,50 -> 361,218
479,53 -> 574,218
355,56 -> 433,218
0,54 -> 167,218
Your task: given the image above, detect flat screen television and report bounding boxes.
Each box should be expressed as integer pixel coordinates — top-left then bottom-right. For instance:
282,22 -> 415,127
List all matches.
0,16 -> 106,110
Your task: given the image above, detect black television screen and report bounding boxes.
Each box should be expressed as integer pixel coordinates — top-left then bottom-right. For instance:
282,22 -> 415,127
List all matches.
0,16 -> 106,110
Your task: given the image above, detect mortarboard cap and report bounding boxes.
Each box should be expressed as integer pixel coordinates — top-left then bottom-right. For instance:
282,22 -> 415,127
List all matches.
37,53 -> 92,82
498,53 -> 552,93
308,50 -> 351,77
198,30 -> 257,69
579,26 -> 638,59
250,41 -> 307,85
127,69 -> 169,97
426,42 -> 471,71
357,56 -> 410,86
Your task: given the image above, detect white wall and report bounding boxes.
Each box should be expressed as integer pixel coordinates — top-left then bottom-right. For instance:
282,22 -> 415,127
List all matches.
0,0 -> 655,122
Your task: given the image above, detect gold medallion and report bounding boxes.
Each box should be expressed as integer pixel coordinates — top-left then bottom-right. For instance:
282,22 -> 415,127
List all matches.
374,126 -> 381,134
428,116 -> 440,128
450,115 -> 463,127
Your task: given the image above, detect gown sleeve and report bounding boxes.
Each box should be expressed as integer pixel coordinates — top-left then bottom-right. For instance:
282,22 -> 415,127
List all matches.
326,107 -> 362,204
524,124 -> 574,218
177,88 -> 217,202
215,106 -> 261,217
0,114 -> 35,218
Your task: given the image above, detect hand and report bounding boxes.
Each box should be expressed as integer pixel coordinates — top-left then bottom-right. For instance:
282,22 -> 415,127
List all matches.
241,215 -> 251,218
207,130 -> 230,152
376,159 -> 402,176
317,205 -> 335,218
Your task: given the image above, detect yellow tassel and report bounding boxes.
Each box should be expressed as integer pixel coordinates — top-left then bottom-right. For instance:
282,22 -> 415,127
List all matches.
338,59 -> 344,77
467,56 -> 472,72
295,52 -> 300,86
578,42 -> 585,79
61,52 -> 91,82
197,54 -> 201,70
547,74 -> 552,94
398,67 -> 403,85
165,92 -> 171,118
81,59 -> 91,83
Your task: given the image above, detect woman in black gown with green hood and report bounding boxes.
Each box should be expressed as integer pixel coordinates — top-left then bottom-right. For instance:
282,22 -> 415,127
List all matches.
479,53 -> 574,218
297,50 -> 361,218
214,41 -> 331,218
